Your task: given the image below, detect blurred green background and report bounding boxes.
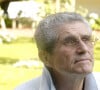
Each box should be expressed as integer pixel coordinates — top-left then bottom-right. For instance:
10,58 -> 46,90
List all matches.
0,0 -> 100,90
0,36 -> 43,90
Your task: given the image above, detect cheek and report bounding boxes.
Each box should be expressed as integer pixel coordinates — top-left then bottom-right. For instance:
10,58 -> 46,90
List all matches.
90,45 -> 94,52
54,47 -> 74,66
59,46 -> 74,58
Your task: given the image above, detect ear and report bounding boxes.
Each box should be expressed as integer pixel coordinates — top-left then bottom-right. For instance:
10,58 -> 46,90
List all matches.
38,50 -> 50,65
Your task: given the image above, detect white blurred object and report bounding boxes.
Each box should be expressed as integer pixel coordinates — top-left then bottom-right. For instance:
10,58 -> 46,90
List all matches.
89,13 -> 99,19
13,60 -> 43,68
0,30 -> 17,43
7,1 -> 42,19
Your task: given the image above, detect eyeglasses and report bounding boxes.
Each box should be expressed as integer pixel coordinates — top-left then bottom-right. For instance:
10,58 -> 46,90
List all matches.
61,35 -> 98,47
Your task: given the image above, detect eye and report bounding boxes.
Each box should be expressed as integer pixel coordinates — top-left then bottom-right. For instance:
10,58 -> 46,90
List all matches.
82,36 -> 91,42
81,35 -> 97,45
63,37 -> 78,46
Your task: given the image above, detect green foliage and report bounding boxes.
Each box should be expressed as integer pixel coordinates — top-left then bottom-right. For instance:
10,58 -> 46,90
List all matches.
91,18 -> 100,30
42,0 -> 56,15
5,17 -> 12,28
17,17 -> 33,28
87,13 -> 100,30
34,0 -> 74,16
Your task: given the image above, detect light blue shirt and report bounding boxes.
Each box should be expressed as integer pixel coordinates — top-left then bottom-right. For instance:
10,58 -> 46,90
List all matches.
15,67 -> 100,90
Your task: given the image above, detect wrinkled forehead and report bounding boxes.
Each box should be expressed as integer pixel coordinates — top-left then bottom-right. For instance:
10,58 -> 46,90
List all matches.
57,22 -> 92,38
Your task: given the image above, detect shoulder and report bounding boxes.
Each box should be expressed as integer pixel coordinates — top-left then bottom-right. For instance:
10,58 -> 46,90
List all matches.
93,72 -> 100,89
14,77 -> 41,90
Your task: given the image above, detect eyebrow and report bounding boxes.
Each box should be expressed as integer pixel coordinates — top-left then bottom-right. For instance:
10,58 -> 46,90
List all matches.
62,35 -> 77,43
62,34 -> 91,41
81,35 -> 91,38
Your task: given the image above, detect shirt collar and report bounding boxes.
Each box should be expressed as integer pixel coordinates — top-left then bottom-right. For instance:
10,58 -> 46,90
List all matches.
39,67 -> 98,90
39,67 -> 56,90
84,73 -> 98,90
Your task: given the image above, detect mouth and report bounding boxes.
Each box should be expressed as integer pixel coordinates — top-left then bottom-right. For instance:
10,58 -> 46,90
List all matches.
74,59 -> 92,64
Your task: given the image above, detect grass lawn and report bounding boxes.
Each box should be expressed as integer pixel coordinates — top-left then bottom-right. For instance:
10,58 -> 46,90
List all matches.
0,64 -> 42,90
0,43 -> 38,60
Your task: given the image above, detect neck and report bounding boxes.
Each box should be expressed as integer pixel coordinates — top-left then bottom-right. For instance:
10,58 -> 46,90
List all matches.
48,68 -> 85,90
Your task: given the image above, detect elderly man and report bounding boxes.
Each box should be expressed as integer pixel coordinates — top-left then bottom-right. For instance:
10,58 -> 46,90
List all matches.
15,12 -> 100,90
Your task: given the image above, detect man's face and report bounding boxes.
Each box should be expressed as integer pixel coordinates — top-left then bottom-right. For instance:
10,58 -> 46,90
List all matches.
47,22 -> 94,75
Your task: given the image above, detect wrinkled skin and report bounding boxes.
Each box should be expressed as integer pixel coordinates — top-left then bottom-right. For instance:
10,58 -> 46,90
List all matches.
46,22 -> 94,75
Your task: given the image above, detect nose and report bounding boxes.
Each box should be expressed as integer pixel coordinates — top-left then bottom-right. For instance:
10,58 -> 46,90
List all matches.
76,41 -> 89,55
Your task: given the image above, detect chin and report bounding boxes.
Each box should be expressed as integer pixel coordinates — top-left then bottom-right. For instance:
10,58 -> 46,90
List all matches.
75,68 -> 93,75
72,66 -> 93,75
73,61 -> 94,75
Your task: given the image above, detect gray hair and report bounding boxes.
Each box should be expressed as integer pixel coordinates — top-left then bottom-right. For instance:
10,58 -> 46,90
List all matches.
34,12 -> 90,53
